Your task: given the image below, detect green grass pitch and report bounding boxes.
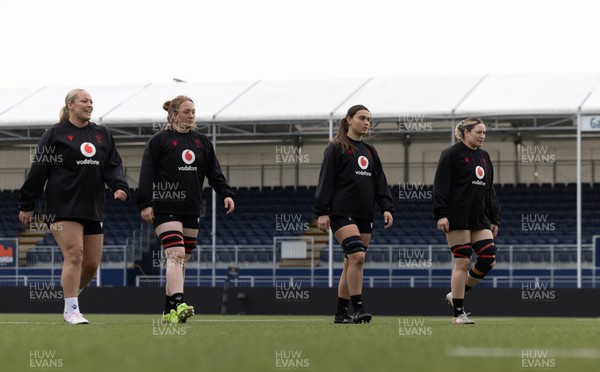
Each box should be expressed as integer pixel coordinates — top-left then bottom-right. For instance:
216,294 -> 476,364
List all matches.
1,314 -> 599,372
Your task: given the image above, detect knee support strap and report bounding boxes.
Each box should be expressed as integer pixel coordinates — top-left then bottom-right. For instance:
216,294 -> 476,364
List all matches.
159,230 -> 184,250
341,236 -> 365,255
183,236 -> 197,254
450,243 -> 472,258
470,239 -> 497,278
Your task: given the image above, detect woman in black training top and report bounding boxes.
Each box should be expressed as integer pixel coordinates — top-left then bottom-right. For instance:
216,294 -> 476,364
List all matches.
433,117 -> 501,324
315,104 -> 395,324
137,95 -> 235,324
19,88 -> 129,325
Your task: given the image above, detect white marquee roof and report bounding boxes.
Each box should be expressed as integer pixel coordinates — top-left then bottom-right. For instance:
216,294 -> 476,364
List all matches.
2,74 -> 600,128
332,75 -> 486,119
0,85 -> 147,127
455,73 -> 600,117
101,81 -> 258,125
212,79 -> 368,122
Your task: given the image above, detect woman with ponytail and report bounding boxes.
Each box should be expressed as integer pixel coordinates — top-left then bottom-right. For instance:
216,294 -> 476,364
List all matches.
19,89 -> 129,324
137,95 -> 235,324
315,104 -> 395,324
433,117 -> 501,324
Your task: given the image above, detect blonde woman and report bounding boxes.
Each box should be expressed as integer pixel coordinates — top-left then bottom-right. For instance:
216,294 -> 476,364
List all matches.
19,89 -> 129,324
433,117 -> 501,324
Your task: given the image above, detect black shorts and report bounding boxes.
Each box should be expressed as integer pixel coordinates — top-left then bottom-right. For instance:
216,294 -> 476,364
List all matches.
448,210 -> 491,231
49,218 -> 104,235
330,215 -> 373,234
153,214 -> 200,230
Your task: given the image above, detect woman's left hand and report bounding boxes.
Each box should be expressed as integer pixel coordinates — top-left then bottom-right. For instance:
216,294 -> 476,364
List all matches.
224,197 -> 235,214
114,189 -> 128,201
383,211 -> 393,229
491,224 -> 499,237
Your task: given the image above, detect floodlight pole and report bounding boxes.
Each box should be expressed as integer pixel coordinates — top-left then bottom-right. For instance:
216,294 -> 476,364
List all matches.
451,118 -> 456,145
576,109 -> 583,289
575,84 -> 596,289
212,121 -> 217,287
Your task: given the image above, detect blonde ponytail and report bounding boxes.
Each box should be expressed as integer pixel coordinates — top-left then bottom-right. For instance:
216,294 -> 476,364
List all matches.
455,117 -> 484,141
59,88 -> 85,122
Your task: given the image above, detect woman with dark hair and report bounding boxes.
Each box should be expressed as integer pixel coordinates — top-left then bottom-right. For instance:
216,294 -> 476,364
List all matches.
433,117 -> 501,324
315,104 -> 395,324
19,88 -> 129,324
137,95 -> 235,324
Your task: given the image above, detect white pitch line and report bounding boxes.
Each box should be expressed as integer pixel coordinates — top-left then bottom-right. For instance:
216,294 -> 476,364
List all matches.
447,347 -> 600,359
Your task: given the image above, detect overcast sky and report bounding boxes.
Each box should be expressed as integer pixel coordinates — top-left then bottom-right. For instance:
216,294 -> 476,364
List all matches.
1,0 -> 599,88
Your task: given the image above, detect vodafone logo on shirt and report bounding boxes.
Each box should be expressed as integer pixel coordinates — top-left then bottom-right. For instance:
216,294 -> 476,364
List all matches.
76,142 -> 100,165
178,149 -> 197,171
358,156 -> 369,170
355,155 -> 372,177
182,149 -> 195,164
471,165 -> 487,186
475,166 -> 485,179
80,142 -> 96,157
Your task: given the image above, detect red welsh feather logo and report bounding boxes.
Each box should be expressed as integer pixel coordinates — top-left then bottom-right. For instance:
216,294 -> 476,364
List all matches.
464,156 -> 469,163
172,140 -> 178,147
68,135 -> 74,142
194,139 -> 201,148
95,134 -> 103,144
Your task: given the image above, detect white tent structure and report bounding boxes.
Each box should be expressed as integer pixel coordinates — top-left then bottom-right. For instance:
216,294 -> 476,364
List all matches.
456,73 -> 600,116
2,73 -> 600,139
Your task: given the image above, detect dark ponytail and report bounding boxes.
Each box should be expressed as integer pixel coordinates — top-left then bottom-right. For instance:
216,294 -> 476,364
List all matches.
331,104 -> 369,154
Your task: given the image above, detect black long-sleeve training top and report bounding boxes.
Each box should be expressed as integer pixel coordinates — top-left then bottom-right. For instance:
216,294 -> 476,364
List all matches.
137,129 -> 234,216
433,141 -> 501,229
19,120 -> 129,221
315,137 -> 395,219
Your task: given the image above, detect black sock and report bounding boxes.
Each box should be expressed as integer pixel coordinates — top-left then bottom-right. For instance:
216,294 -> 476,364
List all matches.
465,285 -> 472,293
350,295 -> 364,312
336,297 -> 350,315
171,292 -> 185,309
453,298 -> 465,317
164,295 -> 173,314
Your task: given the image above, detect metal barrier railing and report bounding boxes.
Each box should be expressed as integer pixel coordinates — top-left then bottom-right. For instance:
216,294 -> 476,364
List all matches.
137,244 -> 597,288
4,244 -> 596,288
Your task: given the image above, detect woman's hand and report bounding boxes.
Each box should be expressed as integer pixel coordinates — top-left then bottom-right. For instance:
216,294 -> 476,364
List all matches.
437,217 -> 449,233
317,215 -> 330,233
491,224 -> 499,237
224,197 -> 235,214
383,211 -> 393,229
114,189 -> 128,201
140,206 -> 154,225
18,210 -> 32,226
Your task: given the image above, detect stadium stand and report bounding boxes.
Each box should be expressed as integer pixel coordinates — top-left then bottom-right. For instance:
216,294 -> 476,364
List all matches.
2,182 -> 600,253
2,181 -> 598,287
